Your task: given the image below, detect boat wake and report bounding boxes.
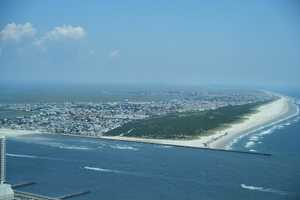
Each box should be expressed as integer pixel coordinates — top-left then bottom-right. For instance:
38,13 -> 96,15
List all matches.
7,153 -> 73,162
6,153 -> 37,159
241,184 -> 288,195
84,166 -> 133,175
84,166 -> 204,184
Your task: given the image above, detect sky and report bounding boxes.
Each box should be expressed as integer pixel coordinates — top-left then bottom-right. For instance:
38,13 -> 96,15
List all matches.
0,0 -> 300,87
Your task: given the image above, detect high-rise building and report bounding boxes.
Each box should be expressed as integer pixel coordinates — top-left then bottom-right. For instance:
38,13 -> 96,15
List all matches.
0,136 -> 6,184
0,136 -> 14,200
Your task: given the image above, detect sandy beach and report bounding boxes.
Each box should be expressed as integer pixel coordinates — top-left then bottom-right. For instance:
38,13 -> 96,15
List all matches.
101,95 -> 299,149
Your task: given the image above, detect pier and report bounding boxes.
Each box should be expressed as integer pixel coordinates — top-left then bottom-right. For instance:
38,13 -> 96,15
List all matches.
57,190 -> 90,199
12,181 -> 36,189
58,134 -> 272,157
99,136 -> 272,157
14,190 -> 90,200
14,190 -> 59,200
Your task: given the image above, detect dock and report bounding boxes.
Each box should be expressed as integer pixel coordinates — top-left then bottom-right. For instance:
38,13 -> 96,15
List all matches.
14,190 -> 59,200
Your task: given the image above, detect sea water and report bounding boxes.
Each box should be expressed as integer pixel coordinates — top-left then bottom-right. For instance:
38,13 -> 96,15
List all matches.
5,89 -> 300,200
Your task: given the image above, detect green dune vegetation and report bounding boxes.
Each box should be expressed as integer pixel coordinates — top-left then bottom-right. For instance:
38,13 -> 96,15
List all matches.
105,101 -> 269,139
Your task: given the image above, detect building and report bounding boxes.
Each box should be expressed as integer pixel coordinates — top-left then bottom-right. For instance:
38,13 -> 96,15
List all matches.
1,136 -> 6,184
0,184 -> 14,200
0,136 -> 14,200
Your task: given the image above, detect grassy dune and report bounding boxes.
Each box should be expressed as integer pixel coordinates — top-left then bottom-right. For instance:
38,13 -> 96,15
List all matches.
105,101 -> 267,139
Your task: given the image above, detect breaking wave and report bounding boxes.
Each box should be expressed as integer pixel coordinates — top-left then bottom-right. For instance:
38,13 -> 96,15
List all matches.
243,118 -> 297,150
241,184 -> 288,195
227,104 -> 300,150
245,141 -> 255,148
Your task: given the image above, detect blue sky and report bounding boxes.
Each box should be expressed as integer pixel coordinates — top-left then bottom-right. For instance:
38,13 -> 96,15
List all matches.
0,0 -> 300,87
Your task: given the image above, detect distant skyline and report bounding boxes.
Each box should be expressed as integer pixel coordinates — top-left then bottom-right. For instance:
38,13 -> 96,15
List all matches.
1,0 -> 300,87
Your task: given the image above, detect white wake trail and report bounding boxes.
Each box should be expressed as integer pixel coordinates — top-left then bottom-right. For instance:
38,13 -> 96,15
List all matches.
241,184 -> 288,195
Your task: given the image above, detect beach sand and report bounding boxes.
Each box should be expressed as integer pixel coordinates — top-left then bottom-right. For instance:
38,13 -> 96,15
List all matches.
101,96 -> 299,149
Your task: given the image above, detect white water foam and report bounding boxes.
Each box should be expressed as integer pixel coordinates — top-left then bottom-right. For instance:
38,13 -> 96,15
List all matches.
226,103 -> 300,150
158,145 -> 173,149
245,141 -> 255,148
39,141 -> 92,150
15,136 -> 92,151
241,184 -> 287,195
243,117 -> 298,150
292,116 -> 300,123
56,145 -> 90,150
249,136 -> 259,141
109,144 -> 138,151
243,125 -> 282,149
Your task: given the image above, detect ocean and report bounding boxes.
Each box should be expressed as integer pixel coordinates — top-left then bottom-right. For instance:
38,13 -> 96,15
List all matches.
4,88 -> 300,200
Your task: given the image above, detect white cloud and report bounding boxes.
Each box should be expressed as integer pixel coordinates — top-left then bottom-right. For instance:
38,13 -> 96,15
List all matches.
45,25 -> 86,40
35,25 -> 86,47
0,22 -> 36,42
0,23 -> 86,52
109,49 -> 120,58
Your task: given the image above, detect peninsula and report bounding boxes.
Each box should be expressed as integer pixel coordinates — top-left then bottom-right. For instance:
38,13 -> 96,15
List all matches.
0,90 -> 298,149
101,96 -> 298,149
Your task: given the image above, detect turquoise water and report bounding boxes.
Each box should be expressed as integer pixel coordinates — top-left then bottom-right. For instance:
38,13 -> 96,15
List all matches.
4,89 -> 300,200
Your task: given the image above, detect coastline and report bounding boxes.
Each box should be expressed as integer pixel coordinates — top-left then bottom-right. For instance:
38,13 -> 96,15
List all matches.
210,96 -> 299,149
0,94 -> 298,150
100,95 -> 299,149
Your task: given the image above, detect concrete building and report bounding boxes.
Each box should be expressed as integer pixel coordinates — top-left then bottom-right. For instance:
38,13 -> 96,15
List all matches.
0,184 -> 14,200
0,136 -> 14,200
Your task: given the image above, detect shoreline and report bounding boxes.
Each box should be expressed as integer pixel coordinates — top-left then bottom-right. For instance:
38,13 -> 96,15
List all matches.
212,96 -> 299,149
100,95 -> 299,149
0,94 -> 299,150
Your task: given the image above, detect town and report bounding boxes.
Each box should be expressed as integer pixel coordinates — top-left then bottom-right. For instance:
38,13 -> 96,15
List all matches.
0,90 -> 274,137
